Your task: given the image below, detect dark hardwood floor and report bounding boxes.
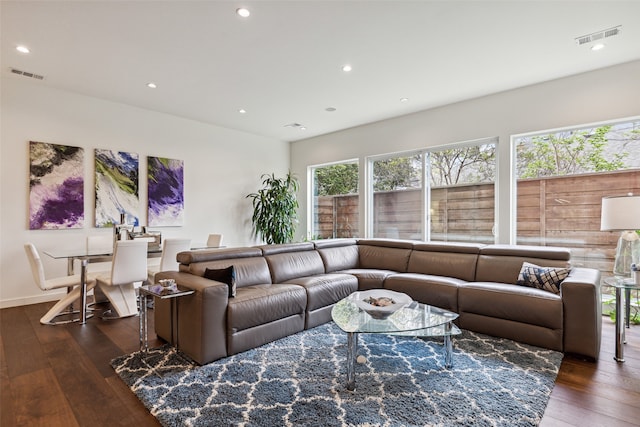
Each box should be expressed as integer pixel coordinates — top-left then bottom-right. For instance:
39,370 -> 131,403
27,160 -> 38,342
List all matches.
2,301 -> 639,427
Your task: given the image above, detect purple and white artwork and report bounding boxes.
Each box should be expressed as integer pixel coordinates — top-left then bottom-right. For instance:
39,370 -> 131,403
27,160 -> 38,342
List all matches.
29,141 -> 84,230
95,149 -> 139,227
147,156 -> 184,226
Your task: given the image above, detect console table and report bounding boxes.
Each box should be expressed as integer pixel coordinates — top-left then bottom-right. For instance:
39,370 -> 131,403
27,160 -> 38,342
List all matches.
138,284 -> 194,352
603,276 -> 640,362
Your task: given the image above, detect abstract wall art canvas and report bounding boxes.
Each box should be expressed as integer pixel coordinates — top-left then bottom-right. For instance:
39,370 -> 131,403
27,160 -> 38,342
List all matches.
147,156 -> 184,226
95,149 -> 139,227
29,141 -> 84,229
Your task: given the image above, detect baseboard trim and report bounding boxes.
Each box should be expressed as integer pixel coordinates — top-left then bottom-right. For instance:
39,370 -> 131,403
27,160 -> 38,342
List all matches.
0,292 -> 64,309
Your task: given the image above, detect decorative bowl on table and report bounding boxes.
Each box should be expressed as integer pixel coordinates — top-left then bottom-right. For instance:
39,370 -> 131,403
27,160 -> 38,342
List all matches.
353,289 -> 413,319
152,279 -> 177,295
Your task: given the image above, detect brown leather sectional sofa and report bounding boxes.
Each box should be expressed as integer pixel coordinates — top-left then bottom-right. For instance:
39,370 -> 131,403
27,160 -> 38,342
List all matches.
155,238 -> 602,365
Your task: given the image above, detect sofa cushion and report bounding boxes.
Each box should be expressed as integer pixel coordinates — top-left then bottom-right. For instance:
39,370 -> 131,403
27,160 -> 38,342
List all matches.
384,273 -> 464,313
284,273 -> 358,311
516,262 -> 571,295
458,282 -> 562,330
475,245 -> 570,284
204,266 -> 237,297
317,244 -> 359,272
265,250 -> 325,284
408,242 -> 482,282
338,269 -> 396,290
188,257 -> 272,288
227,284 -> 307,333
358,242 -> 412,272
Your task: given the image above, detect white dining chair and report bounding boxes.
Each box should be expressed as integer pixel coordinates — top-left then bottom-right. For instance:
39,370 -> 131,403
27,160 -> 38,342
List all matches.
24,242 -> 97,325
96,240 -> 148,319
147,238 -> 191,284
206,233 -> 223,248
85,234 -> 114,305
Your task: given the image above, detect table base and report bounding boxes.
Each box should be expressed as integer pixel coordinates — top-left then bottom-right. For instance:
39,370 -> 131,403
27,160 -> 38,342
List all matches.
345,321 -> 458,392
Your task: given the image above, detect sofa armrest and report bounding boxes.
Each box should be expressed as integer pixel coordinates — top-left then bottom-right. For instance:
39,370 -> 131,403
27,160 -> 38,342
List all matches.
561,267 -> 602,360
155,271 -> 229,365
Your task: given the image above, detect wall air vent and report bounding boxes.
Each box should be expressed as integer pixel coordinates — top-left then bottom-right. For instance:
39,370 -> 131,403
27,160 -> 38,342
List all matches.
575,25 -> 622,46
10,68 -> 45,80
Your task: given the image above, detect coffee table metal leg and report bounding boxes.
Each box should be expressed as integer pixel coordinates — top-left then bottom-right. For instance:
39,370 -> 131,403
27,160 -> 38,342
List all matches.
443,322 -> 454,368
346,332 -> 358,391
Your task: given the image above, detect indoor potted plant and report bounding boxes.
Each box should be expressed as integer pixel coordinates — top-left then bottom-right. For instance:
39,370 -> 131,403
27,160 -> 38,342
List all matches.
247,172 -> 299,244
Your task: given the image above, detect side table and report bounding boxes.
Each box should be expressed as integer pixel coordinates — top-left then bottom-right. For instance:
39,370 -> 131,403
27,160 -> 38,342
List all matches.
603,276 -> 640,362
138,284 -> 194,352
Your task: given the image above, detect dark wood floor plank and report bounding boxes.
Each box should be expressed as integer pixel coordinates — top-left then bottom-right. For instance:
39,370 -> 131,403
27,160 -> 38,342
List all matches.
42,336 -> 146,427
10,368 -> 80,427
541,398 -> 638,427
64,321 -> 132,378
0,331 -> 18,427
1,306 -> 49,378
104,375 -> 161,426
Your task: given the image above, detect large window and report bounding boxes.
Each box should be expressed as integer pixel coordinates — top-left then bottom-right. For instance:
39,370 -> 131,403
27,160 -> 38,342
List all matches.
367,139 -> 497,242
514,119 -> 640,271
310,160 -> 359,239
371,153 -> 423,239
429,142 -> 496,243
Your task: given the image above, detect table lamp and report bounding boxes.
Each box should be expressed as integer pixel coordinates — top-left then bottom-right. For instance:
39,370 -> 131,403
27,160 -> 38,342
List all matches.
600,194 -> 640,277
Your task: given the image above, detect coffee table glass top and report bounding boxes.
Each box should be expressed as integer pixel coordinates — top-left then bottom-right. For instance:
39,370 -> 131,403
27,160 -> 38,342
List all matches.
332,291 -> 459,334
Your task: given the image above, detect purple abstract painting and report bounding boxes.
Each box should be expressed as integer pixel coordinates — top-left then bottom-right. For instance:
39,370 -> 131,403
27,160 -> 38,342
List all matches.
147,156 -> 184,226
29,141 -> 84,230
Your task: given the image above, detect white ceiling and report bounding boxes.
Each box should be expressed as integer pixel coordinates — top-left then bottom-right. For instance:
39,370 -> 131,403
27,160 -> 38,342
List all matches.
2,1 -> 640,142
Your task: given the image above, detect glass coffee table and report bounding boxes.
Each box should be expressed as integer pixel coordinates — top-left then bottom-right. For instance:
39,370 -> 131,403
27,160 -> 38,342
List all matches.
331,292 -> 460,391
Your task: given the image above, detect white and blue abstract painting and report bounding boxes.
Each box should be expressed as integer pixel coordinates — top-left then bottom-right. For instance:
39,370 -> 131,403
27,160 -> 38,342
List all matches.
29,141 -> 84,229
95,149 -> 139,227
147,156 -> 184,226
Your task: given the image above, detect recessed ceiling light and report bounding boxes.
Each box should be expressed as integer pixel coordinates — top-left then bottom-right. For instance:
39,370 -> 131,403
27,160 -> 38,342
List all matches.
146,82 -> 157,89
325,107 -> 337,112
284,123 -> 305,129
236,8 -> 250,18
16,45 -> 30,54
342,64 -> 352,72
400,98 -> 409,102
591,43 -> 605,51
238,109 -> 247,114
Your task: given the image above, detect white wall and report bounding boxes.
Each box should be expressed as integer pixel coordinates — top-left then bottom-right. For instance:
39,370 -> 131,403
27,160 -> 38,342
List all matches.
291,60 -> 640,243
0,77 -> 290,308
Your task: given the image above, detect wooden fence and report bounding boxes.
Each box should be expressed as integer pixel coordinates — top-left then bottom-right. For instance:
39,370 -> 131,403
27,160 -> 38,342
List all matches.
313,169 -> 640,272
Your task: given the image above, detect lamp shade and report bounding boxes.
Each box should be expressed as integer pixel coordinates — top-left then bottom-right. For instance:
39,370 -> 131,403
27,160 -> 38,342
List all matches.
600,195 -> 640,231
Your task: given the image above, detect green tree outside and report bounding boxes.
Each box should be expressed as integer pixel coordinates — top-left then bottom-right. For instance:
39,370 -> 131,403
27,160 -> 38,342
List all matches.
517,125 -> 628,179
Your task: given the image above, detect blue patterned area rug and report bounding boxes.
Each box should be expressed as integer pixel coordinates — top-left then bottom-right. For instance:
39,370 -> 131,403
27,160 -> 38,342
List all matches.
111,322 -> 562,427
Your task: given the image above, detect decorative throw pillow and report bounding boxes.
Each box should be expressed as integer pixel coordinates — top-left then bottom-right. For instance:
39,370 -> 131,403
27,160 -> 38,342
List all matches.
516,262 -> 571,295
204,266 -> 236,298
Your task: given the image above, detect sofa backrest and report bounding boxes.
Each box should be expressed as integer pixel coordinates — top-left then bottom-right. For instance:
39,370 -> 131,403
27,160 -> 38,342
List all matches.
357,239 -> 413,272
314,239 -> 359,272
408,242 -> 483,281
177,247 -> 262,265
475,244 -> 571,283
261,242 -> 325,283
178,247 -> 273,288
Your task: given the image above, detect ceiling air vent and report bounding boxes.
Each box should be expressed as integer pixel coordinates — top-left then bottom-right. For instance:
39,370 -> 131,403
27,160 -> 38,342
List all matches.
10,68 -> 45,80
575,25 -> 622,46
